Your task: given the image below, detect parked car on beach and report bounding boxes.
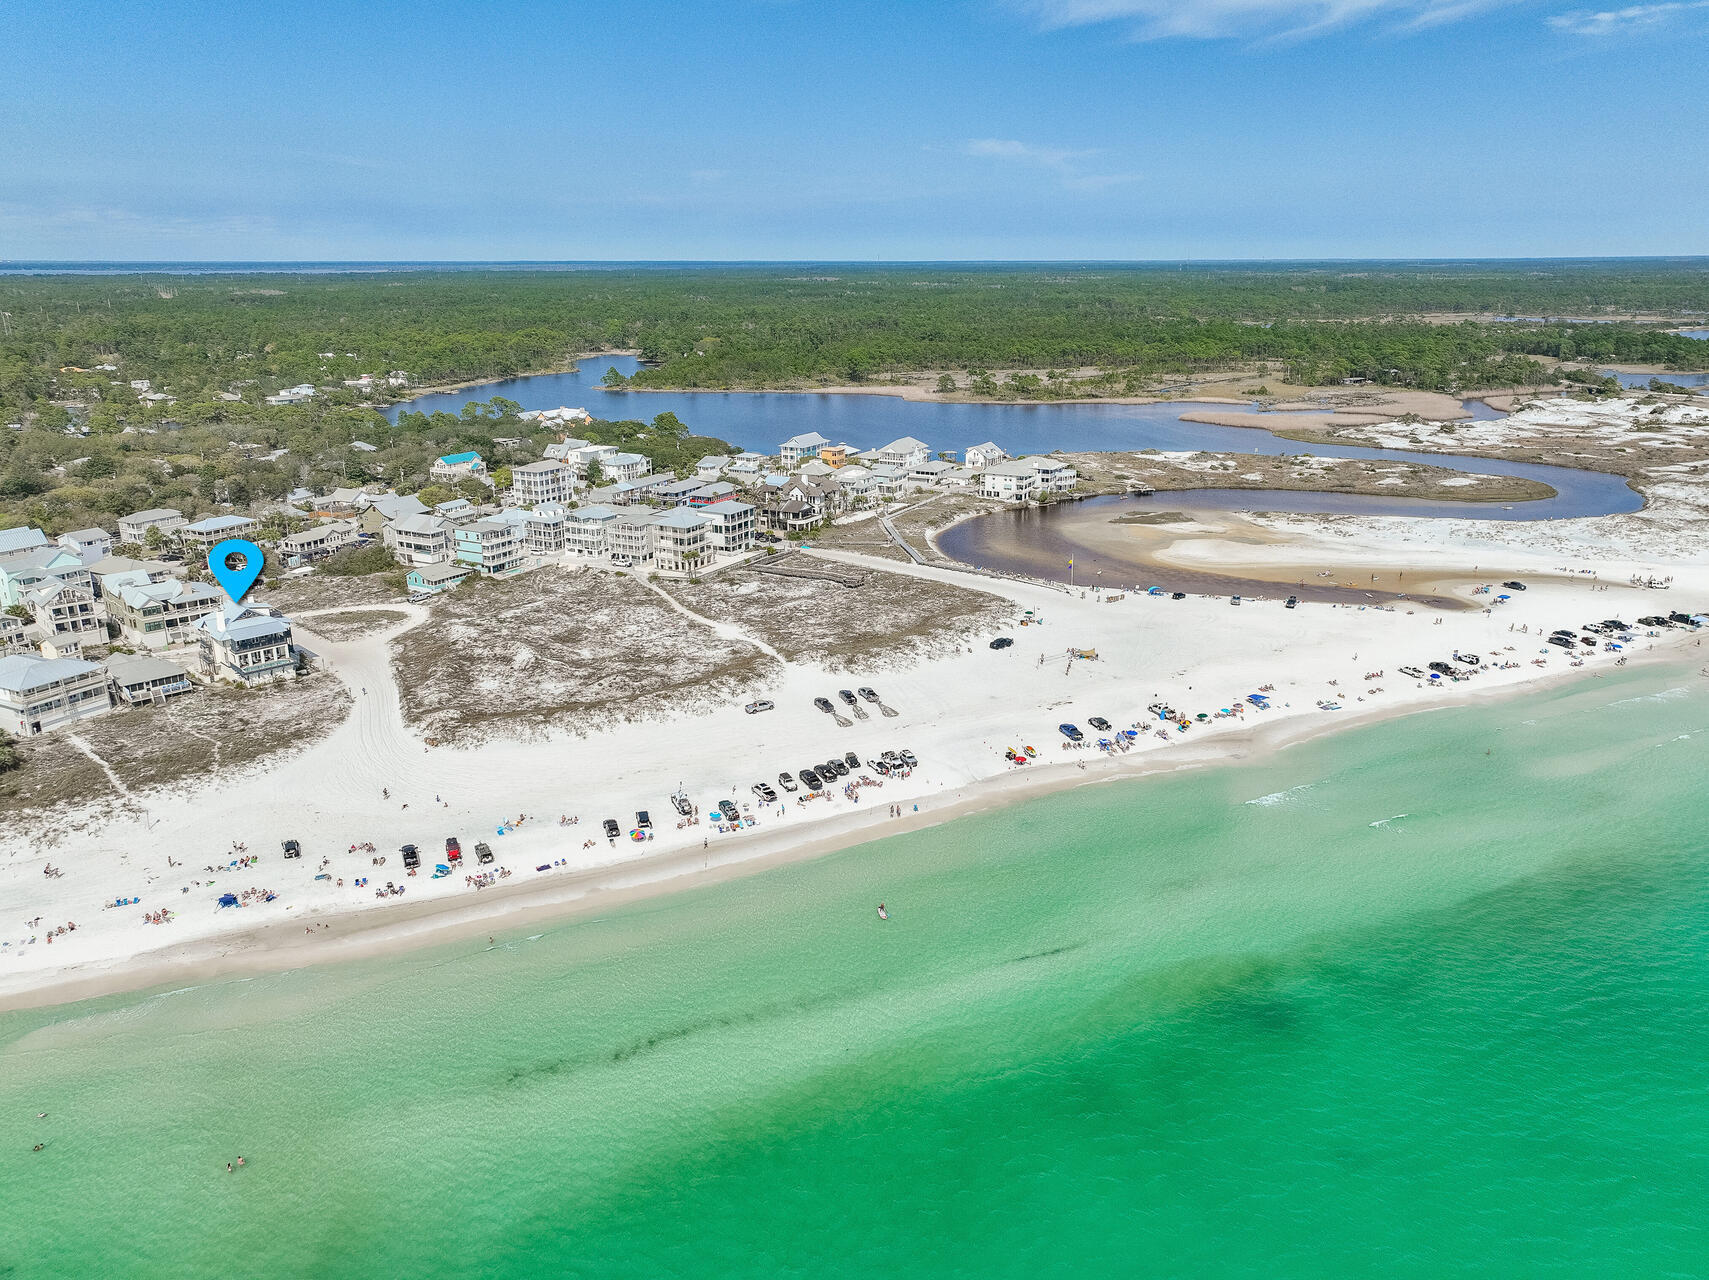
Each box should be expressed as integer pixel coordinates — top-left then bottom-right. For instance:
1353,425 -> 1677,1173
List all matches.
1060,723 -> 1084,741
752,782 -> 777,802
1088,716 -> 1112,731
744,699 -> 774,714
282,839 -> 301,859
858,687 -> 880,702
799,767 -> 822,790
814,697 -> 835,713
990,637 -> 1014,649
602,818 -> 620,839
778,772 -> 798,792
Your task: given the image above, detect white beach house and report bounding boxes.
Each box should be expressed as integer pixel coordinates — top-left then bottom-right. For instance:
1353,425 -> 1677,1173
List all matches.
0,654 -> 112,735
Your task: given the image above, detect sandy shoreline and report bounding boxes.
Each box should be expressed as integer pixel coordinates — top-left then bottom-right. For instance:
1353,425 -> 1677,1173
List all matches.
387,350 -> 642,402
4,650 -> 1682,1015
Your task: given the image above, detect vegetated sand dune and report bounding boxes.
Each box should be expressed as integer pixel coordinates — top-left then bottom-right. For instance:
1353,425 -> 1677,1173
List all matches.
665,565 -> 1011,670
391,567 -> 783,744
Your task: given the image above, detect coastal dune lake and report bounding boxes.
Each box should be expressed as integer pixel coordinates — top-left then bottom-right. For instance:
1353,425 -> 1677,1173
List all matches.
390,356 -> 1641,522
5,666 -> 1709,1278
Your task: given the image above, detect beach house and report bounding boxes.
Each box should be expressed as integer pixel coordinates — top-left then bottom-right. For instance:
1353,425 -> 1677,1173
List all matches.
509,460 -> 577,506
873,437 -> 932,469
650,508 -> 711,573
965,442 -> 1008,468
383,513 -> 453,565
453,518 -> 527,577
602,452 -> 653,484
23,579 -> 106,645
279,521 -> 360,564
780,432 -> 831,468
179,514 -> 258,553
406,562 -> 473,596
0,654 -> 112,736
0,526 -> 51,560
195,603 -> 298,686
105,573 -> 225,648
118,508 -> 186,544
105,652 -> 194,706
57,527 -> 114,563
0,613 -> 29,656
565,505 -> 621,556
694,455 -> 732,482
523,504 -> 567,555
608,510 -> 659,563
701,499 -> 757,554
430,451 -> 486,481
0,545 -> 92,607
978,457 -> 1044,501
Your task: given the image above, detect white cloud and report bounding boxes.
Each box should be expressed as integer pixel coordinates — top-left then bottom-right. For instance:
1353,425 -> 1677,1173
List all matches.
1547,0 -> 1709,32
1010,0 -> 1527,40
963,139 -> 1140,191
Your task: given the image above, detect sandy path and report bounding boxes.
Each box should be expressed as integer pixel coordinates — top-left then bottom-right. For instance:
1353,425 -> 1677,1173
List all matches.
66,735 -> 135,801
641,577 -> 789,664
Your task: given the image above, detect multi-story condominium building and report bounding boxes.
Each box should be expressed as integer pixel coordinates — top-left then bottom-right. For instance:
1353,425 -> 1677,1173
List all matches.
509,460 -> 577,506
195,603 -> 297,686
650,508 -> 711,573
105,572 -> 225,648
118,508 -> 186,543
453,518 -> 527,577
701,499 -> 756,554
383,514 -> 452,565
25,579 -> 106,644
780,432 -> 831,468
565,505 -> 621,556
0,654 -> 112,736
179,514 -> 258,553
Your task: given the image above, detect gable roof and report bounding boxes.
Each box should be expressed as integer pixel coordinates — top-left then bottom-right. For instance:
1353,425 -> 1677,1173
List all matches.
0,654 -> 101,693
436,451 -> 482,466
0,527 -> 51,556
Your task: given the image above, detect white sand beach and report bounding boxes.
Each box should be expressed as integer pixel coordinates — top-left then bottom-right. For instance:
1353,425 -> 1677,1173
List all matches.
4,513 -> 1705,1009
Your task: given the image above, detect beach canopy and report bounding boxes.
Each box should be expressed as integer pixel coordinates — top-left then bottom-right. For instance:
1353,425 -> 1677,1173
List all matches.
217,893 -> 238,907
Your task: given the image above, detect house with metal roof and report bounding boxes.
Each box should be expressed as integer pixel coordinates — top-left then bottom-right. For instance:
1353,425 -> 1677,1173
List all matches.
194,603 -> 298,686
118,508 -> 186,543
105,573 -> 225,648
106,652 -> 194,705
429,450 -> 486,481
179,514 -> 258,553
0,653 -> 112,735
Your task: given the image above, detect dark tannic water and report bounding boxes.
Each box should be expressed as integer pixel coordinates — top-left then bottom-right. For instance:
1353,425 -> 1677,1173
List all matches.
391,356 -> 1641,522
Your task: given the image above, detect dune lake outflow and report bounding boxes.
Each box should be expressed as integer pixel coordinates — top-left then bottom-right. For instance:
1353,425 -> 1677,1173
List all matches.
391,355 -> 1640,522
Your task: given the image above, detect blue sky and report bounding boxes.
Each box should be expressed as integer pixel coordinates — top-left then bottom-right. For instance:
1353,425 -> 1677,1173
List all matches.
1,0 -> 1704,260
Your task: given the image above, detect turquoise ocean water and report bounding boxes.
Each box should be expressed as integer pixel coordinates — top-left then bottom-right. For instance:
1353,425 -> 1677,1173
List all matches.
4,665 -> 1708,1278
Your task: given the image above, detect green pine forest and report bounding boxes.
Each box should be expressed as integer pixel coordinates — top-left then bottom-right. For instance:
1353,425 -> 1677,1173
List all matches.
1,261 -> 1705,538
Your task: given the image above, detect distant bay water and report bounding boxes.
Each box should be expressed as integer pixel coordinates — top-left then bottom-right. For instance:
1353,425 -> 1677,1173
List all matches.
389,355 -> 1639,520
4,665 -> 1709,1278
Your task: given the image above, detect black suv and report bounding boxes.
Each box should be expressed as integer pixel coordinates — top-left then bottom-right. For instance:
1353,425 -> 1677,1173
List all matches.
602,818 -> 621,839
799,767 -> 822,789
282,839 -> 301,859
